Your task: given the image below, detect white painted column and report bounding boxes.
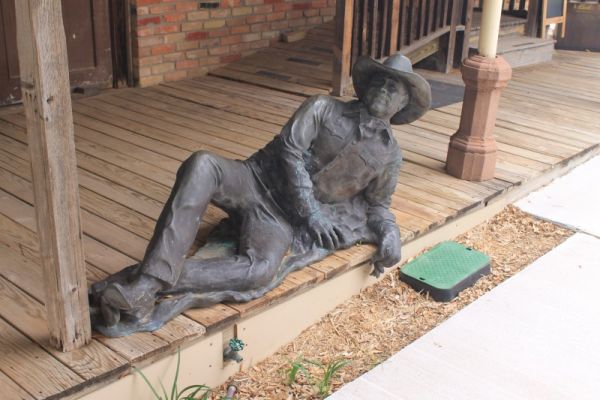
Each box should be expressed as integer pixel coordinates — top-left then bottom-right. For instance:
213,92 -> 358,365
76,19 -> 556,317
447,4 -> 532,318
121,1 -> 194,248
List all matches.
478,0 -> 504,57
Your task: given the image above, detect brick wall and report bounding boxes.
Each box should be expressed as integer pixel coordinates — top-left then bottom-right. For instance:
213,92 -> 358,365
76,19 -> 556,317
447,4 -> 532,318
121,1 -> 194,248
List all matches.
132,0 -> 335,87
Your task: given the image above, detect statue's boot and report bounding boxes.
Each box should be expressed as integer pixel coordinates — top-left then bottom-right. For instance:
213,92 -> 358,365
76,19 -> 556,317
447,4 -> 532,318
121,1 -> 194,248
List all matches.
101,276 -> 162,326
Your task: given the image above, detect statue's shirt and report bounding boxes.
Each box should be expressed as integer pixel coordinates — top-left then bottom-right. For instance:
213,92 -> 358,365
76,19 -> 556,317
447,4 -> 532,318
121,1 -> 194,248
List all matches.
248,95 -> 402,229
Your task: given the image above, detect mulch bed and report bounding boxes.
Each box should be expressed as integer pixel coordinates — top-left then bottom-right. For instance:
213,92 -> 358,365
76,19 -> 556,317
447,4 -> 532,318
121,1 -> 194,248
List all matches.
212,205 -> 572,399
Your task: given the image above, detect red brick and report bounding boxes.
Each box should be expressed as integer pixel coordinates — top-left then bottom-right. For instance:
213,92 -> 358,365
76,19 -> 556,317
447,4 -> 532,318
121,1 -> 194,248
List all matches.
286,10 -> 303,19
137,27 -> 154,37
151,62 -> 175,74
163,12 -> 186,22
320,7 -> 335,16
266,11 -> 285,21
226,17 -> 246,27
262,30 -> 279,40
177,41 -> 199,51
221,53 -> 242,64
246,14 -> 265,24
198,38 -> 221,48
273,3 -> 292,11
307,16 -> 323,25
230,42 -> 251,53
138,35 -> 163,47
138,54 -> 163,66
250,39 -> 269,49
138,47 -> 152,58
210,8 -> 231,18
186,31 -> 209,41
222,0 -> 242,6
176,59 -> 200,69
164,32 -> 186,43
208,45 -> 230,55
264,0 -> 284,3
303,9 -> 318,17
242,32 -> 261,42
164,51 -> 186,61
244,0 -> 263,5
230,25 -> 250,34
292,2 -> 311,10
176,1 -> 197,11
198,56 -> 221,66
209,27 -> 230,38
270,20 -> 288,30
164,70 -> 188,82
138,16 -> 161,26
251,22 -> 270,33
221,34 -> 243,45
186,49 -> 208,59
289,18 -> 307,27
155,24 -> 180,34
139,75 -> 164,87
253,4 -> 273,13
188,10 -> 210,21
137,6 -> 150,16
151,43 -> 176,55
137,0 -> 161,5
149,4 -> 174,14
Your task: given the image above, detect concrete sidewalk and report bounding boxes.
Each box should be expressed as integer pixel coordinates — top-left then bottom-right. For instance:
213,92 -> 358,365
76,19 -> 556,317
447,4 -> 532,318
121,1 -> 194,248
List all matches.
330,156 -> 600,400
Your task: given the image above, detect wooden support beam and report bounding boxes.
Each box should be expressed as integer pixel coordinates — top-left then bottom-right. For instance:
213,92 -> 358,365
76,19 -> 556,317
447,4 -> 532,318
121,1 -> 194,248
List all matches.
15,0 -> 91,351
332,0 -> 355,96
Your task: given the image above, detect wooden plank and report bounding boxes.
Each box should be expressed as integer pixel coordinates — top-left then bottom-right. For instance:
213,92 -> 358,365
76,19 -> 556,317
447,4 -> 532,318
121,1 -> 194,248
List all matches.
15,0 -> 90,351
0,185 -> 207,364
309,255 -> 351,280
184,304 -> 241,334
210,67 -> 328,97
0,275 -> 128,383
0,370 -> 34,400
0,317 -> 84,399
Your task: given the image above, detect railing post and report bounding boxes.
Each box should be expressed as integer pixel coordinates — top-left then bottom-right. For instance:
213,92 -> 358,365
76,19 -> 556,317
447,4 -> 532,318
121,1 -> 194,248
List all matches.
332,0 -> 355,96
446,0 -> 512,181
444,0 -> 461,72
15,0 -> 91,351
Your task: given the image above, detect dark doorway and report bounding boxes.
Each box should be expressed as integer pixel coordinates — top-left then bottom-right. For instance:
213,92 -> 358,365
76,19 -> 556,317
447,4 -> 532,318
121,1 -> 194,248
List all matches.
0,0 -> 114,106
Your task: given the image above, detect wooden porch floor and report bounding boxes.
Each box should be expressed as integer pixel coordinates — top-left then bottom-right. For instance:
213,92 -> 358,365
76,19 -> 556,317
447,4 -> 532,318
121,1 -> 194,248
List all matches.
1,22 -> 600,399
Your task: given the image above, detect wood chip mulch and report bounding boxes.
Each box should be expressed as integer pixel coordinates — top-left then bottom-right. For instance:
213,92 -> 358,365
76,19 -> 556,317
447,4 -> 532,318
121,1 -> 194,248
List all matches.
213,205 -> 572,399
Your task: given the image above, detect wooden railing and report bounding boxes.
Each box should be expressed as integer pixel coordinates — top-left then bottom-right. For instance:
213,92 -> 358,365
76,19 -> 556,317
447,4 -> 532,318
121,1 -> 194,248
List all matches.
475,0 -> 530,16
333,0 -> 464,95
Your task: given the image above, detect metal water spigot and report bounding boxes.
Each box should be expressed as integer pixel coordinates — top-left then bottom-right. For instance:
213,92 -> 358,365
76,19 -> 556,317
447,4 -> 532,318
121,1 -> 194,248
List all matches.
223,338 -> 245,363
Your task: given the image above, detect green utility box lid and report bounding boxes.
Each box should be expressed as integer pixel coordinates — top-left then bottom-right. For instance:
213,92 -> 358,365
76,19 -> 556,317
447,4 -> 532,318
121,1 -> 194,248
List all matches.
400,241 -> 491,302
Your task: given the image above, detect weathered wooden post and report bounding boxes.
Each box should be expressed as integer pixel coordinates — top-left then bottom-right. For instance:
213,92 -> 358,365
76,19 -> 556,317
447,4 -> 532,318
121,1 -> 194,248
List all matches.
15,0 -> 91,351
446,0 -> 512,181
332,0 -> 355,96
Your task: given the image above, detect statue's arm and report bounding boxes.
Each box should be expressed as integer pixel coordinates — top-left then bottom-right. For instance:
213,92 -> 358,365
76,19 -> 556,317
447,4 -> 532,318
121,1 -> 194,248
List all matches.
278,95 -> 344,249
365,155 -> 402,276
278,95 -> 329,220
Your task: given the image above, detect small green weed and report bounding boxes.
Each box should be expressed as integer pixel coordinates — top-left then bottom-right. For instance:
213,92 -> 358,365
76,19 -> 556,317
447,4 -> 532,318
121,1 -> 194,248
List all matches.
284,355 -> 311,386
133,348 -> 211,400
285,357 -> 350,398
306,359 -> 351,397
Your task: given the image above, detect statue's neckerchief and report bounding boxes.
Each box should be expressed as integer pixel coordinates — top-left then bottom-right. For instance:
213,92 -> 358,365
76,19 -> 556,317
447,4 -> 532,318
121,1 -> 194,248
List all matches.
343,102 -> 394,145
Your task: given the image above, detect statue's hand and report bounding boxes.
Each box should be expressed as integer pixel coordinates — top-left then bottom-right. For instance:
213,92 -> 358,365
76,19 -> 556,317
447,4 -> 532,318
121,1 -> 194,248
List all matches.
307,213 -> 343,250
371,229 -> 401,277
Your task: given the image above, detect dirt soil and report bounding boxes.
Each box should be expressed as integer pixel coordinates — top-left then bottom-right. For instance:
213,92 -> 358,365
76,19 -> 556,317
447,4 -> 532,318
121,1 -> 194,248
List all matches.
213,205 -> 572,399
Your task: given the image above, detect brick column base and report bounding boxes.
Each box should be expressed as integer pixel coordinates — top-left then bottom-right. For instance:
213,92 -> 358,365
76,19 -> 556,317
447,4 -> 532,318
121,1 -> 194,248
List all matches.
446,55 -> 512,181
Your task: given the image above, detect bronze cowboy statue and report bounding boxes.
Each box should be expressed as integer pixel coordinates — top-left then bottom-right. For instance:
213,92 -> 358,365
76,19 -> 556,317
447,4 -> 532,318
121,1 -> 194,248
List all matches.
90,54 -> 432,336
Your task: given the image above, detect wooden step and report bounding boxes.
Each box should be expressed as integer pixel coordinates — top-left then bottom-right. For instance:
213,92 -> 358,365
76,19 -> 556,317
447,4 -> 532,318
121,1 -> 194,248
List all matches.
470,36 -> 555,68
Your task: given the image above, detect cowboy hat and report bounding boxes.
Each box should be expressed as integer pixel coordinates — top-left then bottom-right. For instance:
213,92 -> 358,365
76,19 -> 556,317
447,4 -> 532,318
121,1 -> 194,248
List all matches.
352,54 -> 432,125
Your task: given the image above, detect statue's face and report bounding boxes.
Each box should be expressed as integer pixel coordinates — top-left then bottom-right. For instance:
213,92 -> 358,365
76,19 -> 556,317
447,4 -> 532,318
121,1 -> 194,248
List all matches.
364,76 -> 409,120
